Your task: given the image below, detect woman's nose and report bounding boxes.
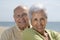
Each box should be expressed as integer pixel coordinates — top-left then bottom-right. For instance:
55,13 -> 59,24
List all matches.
18,17 -> 23,21
37,21 -> 41,25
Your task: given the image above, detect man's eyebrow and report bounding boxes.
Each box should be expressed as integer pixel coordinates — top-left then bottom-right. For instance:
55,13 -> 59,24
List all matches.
22,13 -> 27,17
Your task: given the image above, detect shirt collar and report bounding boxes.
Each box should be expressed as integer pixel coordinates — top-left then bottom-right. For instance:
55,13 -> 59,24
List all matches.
15,24 -> 29,32
16,25 -> 22,32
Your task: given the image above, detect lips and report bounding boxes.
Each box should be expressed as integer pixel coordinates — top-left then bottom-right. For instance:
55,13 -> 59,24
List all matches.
36,24 -> 44,29
18,20 -> 26,24
37,26 -> 43,29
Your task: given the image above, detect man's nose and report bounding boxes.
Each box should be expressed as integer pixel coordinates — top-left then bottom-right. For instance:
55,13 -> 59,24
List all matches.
19,16 -> 23,18
38,20 -> 42,25
18,17 -> 23,20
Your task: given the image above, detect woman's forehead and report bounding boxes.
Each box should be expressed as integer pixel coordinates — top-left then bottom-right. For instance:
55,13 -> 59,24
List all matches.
33,11 -> 45,16
32,13 -> 44,18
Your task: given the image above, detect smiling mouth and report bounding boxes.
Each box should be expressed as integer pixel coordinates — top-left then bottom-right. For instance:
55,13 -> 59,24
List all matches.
37,27 -> 43,29
18,20 -> 26,24
37,25 -> 44,29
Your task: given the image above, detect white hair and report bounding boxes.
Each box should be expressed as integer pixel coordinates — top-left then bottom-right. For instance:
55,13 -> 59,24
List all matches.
29,4 -> 47,20
14,5 -> 28,13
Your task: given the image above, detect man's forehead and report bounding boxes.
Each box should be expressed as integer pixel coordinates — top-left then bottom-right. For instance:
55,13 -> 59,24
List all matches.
14,10 -> 28,15
14,5 -> 28,12
15,8 -> 27,12
14,8 -> 28,15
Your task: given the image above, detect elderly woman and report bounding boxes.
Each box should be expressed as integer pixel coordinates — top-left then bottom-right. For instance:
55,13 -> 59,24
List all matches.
22,4 -> 60,40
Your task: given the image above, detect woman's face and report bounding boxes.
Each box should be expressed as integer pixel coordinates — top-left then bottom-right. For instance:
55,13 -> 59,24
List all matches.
31,11 -> 47,33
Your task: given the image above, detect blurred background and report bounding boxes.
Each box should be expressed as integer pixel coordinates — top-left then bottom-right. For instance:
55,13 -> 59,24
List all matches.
0,0 -> 60,32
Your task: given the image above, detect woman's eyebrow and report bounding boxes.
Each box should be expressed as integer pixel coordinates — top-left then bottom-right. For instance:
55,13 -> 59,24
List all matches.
40,18 -> 45,21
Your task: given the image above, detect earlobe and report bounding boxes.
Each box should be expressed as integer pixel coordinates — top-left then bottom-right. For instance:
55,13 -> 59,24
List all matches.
46,20 -> 47,24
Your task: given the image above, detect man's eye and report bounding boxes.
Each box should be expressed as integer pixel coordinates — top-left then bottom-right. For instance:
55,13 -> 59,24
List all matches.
22,13 -> 27,17
17,15 -> 20,17
15,15 -> 20,18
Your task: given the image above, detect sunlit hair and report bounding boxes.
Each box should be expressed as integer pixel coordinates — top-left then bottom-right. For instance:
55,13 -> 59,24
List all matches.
29,3 -> 47,20
14,5 -> 28,13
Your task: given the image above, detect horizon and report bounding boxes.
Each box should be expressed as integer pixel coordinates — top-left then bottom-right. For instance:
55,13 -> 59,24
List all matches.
0,21 -> 60,22
0,0 -> 60,22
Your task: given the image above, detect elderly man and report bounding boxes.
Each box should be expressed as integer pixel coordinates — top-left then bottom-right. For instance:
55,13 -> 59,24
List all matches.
23,4 -> 60,40
0,5 -> 29,40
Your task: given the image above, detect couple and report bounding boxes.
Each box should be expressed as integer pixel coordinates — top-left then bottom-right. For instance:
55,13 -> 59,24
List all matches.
1,4 -> 60,40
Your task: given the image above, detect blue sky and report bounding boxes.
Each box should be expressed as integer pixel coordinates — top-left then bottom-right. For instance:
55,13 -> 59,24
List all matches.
0,0 -> 60,22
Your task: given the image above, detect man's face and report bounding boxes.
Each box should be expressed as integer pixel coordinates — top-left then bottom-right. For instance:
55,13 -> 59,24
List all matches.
14,8 -> 29,30
31,10 -> 47,33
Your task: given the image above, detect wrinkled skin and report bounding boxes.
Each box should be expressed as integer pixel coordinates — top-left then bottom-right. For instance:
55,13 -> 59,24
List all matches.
14,7 -> 29,30
31,10 -> 47,35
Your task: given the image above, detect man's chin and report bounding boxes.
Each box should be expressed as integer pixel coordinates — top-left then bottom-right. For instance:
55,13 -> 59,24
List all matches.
19,27 -> 26,30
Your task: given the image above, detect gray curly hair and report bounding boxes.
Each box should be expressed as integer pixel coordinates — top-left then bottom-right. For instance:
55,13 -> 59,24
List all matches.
29,4 -> 47,20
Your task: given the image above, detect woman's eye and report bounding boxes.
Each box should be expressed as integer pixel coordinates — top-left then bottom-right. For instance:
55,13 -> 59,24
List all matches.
40,18 -> 45,21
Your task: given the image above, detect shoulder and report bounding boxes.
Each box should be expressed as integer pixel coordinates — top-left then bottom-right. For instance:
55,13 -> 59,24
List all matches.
0,26 -> 14,40
23,28 -> 37,37
1,26 -> 16,36
46,29 -> 60,35
46,29 -> 60,39
23,28 -> 36,36
23,28 -> 37,40
23,28 -> 32,33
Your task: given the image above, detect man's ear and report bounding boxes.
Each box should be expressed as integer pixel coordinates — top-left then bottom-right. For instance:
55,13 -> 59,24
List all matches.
13,15 -> 15,19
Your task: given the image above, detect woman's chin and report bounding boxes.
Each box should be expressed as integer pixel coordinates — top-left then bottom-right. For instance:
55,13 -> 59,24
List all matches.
37,29 -> 44,33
